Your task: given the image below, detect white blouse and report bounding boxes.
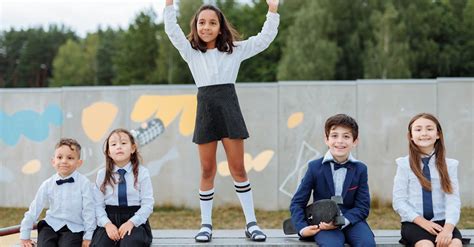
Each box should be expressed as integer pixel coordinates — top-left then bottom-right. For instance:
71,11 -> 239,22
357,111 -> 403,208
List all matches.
164,5 -> 280,88
392,155 -> 461,225
94,163 -> 154,227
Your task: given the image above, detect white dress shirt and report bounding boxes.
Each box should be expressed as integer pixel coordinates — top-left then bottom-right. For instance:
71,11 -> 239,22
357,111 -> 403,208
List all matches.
20,171 -> 96,240
94,163 -> 154,227
164,5 -> 279,88
392,155 -> 461,225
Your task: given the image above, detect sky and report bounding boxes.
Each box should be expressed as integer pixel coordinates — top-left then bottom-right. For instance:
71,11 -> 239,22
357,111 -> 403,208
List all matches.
0,0 -> 167,37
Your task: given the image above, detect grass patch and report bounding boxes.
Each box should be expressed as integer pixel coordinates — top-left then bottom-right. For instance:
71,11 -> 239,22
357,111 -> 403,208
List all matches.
2,206 -> 473,230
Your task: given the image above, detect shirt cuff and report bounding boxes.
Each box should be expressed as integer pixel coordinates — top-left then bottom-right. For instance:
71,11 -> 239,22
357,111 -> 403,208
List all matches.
408,212 -> 420,222
129,215 -> 142,227
98,216 -> 111,227
20,230 -> 31,240
266,11 -> 280,18
341,217 -> 351,229
83,231 -> 94,240
299,226 -> 310,237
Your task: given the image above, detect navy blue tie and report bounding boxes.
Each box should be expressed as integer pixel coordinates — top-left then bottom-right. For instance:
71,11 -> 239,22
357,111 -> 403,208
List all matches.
117,169 -> 128,207
421,157 -> 434,220
56,177 -> 74,185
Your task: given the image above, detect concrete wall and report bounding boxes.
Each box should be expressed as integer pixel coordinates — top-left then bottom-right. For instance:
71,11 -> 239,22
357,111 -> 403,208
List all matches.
1,78 -> 473,210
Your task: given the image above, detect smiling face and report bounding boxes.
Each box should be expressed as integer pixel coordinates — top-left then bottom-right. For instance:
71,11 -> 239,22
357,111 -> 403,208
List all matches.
410,117 -> 439,154
196,9 -> 221,49
107,132 -> 136,167
324,126 -> 358,163
52,145 -> 82,178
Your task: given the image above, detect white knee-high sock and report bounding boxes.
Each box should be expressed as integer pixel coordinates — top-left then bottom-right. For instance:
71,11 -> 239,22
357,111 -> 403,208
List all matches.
199,188 -> 214,231
234,180 -> 257,224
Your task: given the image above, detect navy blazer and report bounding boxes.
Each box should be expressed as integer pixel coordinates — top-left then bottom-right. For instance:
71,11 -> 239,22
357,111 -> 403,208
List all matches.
289,156 -> 371,233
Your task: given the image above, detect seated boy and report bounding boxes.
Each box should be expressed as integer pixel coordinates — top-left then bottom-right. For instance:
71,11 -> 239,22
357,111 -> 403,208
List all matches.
289,114 -> 376,247
20,138 -> 95,247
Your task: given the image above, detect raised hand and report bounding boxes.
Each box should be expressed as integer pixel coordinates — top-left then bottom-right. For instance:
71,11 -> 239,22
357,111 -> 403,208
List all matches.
266,0 -> 279,13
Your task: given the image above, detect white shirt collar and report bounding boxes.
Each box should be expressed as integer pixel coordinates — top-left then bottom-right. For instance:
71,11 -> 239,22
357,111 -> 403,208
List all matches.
113,162 -> 132,173
322,150 -> 357,165
55,170 -> 78,180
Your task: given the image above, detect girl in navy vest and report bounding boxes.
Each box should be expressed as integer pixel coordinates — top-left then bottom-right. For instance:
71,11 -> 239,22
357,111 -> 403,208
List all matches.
163,0 -> 279,242
393,113 -> 462,247
91,129 -> 154,247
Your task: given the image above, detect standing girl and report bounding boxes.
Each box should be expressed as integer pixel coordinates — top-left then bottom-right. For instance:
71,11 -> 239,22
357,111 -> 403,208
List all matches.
91,129 -> 154,247
164,0 -> 279,242
393,113 -> 463,247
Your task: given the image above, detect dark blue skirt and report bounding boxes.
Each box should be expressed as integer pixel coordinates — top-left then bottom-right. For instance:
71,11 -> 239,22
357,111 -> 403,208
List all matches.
193,83 -> 249,144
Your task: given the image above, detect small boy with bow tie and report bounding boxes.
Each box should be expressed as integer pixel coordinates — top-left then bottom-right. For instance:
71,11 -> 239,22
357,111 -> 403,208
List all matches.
290,114 -> 376,246
20,138 -> 95,247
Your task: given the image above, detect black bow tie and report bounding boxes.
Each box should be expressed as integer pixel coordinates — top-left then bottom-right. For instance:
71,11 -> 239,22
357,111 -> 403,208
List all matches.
333,162 -> 346,171
56,177 -> 74,185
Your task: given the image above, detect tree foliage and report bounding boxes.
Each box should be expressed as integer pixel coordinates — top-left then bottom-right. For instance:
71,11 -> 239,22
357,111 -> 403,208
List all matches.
1,0 -> 474,87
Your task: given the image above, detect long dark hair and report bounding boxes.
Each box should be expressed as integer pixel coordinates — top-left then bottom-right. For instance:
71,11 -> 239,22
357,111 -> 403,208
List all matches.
407,113 -> 452,193
187,4 -> 240,53
100,128 -> 142,194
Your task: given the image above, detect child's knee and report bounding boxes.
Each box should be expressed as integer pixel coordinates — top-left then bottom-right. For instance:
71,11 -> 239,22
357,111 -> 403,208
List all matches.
352,237 -> 376,247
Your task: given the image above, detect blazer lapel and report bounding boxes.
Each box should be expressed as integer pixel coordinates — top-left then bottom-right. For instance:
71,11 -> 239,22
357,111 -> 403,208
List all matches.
323,163 -> 335,196
341,163 -> 355,198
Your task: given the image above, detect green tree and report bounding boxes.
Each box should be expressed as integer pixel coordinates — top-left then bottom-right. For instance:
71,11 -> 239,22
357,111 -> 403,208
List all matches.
114,9 -> 159,85
50,34 -> 99,86
96,28 -> 123,85
1,26 -> 76,87
277,0 -> 339,80
364,2 -> 411,78
396,0 -> 445,78
460,0 -> 474,75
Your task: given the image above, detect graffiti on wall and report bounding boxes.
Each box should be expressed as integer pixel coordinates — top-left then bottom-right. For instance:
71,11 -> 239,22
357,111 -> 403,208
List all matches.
0,104 -> 63,145
0,94 -> 280,183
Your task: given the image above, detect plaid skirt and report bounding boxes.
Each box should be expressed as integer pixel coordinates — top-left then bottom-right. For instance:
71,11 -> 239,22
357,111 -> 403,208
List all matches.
193,83 -> 249,144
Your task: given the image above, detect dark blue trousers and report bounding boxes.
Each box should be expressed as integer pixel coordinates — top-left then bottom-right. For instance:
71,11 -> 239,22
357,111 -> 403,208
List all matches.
314,220 -> 376,247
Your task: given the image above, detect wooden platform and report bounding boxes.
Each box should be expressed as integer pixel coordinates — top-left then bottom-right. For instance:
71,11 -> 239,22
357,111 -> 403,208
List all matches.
2,229 -> 472,246
150,229 -> 474,246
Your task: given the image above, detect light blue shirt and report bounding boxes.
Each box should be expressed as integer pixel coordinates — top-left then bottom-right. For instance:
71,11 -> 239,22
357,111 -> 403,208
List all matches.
322,150 -> 357,228
164,5 -> 280,88
94,163 -> 154,227
393,155 -> 461,225
20,171 -> 96,240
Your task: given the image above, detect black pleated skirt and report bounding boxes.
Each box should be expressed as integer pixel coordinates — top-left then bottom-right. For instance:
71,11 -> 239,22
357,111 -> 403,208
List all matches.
193,83 -> 249,144
90,206 -> 152,247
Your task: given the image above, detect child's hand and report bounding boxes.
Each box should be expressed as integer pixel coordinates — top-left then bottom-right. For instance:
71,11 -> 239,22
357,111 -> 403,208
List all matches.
266,0 -> 279,13
301,225 -> 320,237
318,221 -> 338,231
118,221 -> 135,239
165,0 -> 173,6
20,239 -> 35,247
435,228 -> 453,247
81,240 -> 91,247
105,222 -> 120,241
413,216 -> 443,236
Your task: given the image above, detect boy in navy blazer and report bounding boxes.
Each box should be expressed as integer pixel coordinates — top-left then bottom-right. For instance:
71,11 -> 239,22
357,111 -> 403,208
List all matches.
290,114 -> 375,247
